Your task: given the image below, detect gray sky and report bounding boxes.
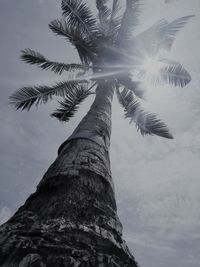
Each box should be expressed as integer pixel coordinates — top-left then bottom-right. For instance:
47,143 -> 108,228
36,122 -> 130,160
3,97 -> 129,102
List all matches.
0,1 -> 199,267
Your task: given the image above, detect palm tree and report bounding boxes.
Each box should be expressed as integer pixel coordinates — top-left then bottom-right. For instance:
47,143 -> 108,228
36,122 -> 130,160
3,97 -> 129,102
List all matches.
0,0 -> 193,266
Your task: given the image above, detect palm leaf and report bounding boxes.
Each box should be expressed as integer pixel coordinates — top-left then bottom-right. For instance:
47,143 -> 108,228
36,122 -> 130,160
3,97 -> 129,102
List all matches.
96,0 -> 111,33
138,59 -> 191,87
159,59 -> 191,87
128,19 -> 168,55
61,0 -> 98,36
10,80 -> 87,111
21,49 -> 88,74
108,0 -> 121,38
129,15 -> 194,55
159,15 -> 194,51
116,87 -> 173,139
51,85 -> 91,122
49,19 -> 97,63
117,0 -> 142,46
96,0 -> 121,39
118,76 -> 145,99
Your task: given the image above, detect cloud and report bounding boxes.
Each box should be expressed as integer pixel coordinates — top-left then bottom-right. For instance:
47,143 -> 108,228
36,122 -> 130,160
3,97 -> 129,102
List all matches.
165,0 -> 179,3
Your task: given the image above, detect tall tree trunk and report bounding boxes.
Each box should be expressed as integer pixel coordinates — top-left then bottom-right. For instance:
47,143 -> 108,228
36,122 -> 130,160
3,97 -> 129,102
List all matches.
0,82 -> 138,267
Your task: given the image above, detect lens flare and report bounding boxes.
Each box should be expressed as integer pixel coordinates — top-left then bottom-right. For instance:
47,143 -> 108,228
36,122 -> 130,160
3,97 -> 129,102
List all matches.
137,55 -> 166,83
142,56 -> 163,74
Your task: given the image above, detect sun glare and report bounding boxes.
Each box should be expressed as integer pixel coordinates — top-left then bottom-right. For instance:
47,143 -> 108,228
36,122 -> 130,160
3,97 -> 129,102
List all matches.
142,56 -> 162,74
137,55 -> 166,83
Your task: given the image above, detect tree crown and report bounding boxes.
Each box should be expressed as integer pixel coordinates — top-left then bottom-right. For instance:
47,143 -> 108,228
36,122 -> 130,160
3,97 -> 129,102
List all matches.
10,0 -> 194,139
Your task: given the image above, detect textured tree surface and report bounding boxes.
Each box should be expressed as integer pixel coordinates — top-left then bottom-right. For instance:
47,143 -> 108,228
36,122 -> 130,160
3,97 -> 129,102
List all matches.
0,84 -> 138,267
0,140 -> 137,267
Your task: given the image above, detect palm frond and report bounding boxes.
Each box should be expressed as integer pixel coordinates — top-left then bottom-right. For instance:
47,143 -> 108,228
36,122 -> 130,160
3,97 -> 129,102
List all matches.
160,15 -> 194,51
159,59 -> 191,87
61,0 -> 98,36
110,0 -> 121,22
96,0 -> 111,33
96,0 -> 121,39
51,85 -> 92,122
117,0 -> 142,46
21,49 -> 88,74
49,19 -> 71,38
138,59 -> 191,87
126,19 -> 168,55
49,19 -> 97,63
116,88 -> 173,139
108,0 -> 121,38
10,80 -> 87,111
129,15 -> 194,55
118,76 -> 145,99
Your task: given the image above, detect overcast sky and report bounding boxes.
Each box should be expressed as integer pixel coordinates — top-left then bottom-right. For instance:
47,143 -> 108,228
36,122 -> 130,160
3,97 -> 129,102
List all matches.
0,1 -> 200,267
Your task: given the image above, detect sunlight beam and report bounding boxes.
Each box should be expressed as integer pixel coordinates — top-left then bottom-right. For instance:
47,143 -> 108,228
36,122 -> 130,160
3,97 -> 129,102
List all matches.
136,55 -> 166,84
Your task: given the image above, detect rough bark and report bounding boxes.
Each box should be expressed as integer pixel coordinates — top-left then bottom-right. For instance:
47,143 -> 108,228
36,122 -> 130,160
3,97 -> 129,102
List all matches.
0,82 -> 138,267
